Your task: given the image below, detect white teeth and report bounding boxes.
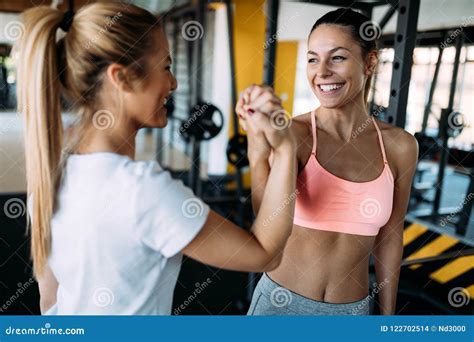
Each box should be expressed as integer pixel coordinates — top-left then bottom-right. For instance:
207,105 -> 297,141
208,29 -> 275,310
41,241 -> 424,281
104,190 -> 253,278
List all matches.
163,98 -> 168,105
319,83 -> 343,92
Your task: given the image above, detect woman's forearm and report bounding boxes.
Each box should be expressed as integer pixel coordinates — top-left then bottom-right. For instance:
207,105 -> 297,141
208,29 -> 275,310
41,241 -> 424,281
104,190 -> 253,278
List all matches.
374,240 -> 403,315
250,158 -> 270,215
251,144 -> 297,260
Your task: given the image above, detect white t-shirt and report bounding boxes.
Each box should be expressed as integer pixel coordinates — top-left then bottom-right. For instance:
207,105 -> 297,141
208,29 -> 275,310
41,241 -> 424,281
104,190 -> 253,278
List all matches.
42,152 -> 210,315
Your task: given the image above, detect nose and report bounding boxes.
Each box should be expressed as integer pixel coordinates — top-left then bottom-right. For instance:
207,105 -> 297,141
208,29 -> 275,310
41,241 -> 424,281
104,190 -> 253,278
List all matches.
170,73 -> 177,92
316,60 -> 332,78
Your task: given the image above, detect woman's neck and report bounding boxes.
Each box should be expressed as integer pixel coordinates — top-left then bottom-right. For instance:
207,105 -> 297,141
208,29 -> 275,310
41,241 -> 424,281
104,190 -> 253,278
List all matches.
74,122 -> 138,159
317,97 -> 370,142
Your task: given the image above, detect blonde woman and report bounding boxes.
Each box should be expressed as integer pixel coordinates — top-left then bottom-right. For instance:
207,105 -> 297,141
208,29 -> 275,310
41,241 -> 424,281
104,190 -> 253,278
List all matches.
15,3 -> 297,315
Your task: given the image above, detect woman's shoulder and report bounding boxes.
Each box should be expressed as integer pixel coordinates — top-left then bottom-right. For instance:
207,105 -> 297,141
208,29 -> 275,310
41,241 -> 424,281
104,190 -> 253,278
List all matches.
375,118 -> 418,152
290,112 -> 314,167
127,159 -> 163,177
290,112 -> 313,138
375,118 -> 419,179
100,156 -> 172,192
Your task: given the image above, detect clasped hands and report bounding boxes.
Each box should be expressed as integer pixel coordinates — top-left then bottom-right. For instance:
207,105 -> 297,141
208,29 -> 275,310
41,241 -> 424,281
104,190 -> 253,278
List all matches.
235,85 -> 295,162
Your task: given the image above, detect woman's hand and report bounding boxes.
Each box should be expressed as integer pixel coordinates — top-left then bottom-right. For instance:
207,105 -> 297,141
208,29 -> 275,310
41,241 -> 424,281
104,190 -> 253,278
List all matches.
235,95 -> 248,132
236,86 -> 273,162
245,110 -> 272,163
243,84 -> 282,116
238,85 -> 295,153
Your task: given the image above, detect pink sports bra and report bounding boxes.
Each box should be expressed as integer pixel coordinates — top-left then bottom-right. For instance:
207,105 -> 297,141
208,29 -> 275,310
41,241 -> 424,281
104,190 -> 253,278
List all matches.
293,110 -> 395,236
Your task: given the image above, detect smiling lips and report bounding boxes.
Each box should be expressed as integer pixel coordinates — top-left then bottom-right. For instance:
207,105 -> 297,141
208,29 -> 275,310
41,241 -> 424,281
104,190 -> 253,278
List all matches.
318,82 -> 345,94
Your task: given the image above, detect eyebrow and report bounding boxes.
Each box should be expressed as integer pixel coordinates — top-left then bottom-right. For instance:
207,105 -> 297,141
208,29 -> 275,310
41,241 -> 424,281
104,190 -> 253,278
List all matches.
307,47 -> 350,55
166,56 -> 173,64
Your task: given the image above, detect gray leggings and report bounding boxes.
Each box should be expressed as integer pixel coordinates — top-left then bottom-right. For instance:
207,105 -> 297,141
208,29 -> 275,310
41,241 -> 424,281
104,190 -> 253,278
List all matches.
247,273 -> 370,315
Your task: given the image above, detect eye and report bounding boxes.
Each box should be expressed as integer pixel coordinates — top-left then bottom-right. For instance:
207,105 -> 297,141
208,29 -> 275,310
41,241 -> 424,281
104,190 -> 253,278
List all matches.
165,65 -> 172,71
308,58 -> 318,63
332,56 -> 346,62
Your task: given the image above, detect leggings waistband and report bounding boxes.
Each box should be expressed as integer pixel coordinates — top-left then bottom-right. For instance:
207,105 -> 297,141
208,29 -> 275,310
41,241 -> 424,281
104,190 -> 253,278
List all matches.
250,273 -> 371,315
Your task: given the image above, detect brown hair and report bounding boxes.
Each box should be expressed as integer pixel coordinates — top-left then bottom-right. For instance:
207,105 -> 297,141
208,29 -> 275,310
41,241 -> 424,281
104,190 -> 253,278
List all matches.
14,2 -> 161,277
310,8 -> 379,104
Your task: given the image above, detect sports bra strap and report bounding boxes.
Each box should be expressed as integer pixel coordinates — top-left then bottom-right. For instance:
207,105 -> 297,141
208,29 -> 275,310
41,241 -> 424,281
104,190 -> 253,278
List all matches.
311,110 -> 317,155
372,116 -> 388,164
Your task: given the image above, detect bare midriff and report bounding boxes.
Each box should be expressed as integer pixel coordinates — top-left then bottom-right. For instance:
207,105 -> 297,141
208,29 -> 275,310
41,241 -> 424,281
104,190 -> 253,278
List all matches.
267,224 -> 376,304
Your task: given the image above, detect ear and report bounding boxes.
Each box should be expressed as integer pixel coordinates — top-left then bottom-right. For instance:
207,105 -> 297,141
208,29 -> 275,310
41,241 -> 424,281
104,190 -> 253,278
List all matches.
364,51 -> 378,76
106,63 -> 134,92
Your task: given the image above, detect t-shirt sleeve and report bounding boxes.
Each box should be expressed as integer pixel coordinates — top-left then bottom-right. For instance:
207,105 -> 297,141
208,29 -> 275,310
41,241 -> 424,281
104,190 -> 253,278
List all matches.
134,161 -> 210,258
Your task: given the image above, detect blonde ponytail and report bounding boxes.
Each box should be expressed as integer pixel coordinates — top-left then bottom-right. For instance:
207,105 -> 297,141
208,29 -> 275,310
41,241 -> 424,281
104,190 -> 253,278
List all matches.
15,6 -> 64,278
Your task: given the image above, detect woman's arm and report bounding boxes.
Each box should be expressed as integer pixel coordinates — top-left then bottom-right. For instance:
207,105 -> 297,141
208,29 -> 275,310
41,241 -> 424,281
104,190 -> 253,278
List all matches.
235,85 -> 289,215
183,145 -> 296,272
183,109 -> 297,272
249,155 -> 271,215
373,131 -> 418,315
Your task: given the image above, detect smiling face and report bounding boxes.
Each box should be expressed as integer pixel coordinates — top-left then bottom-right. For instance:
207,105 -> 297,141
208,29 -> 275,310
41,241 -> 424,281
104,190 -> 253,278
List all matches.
307,24 -> 372,110
124,28 -> 177,129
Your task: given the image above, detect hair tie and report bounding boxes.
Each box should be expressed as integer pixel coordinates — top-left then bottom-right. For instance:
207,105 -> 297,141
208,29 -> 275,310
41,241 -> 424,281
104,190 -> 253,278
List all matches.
59,10 -> 74,32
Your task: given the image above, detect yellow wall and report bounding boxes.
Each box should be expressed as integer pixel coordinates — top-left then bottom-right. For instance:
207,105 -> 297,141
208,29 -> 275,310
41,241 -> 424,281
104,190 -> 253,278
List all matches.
273,41 -> 299,116
232,0 -> 266,129
229,1 -> 299,187
228,0 -> 265,185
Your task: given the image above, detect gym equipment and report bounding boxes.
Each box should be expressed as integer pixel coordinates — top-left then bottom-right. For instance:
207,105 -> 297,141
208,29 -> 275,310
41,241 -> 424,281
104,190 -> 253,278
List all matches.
159,1 -> 248,211
443,111 -> 464,139
432,34 -> 464,217
420,37 -> 445,134
409,32 -> 472,238
0,59 -> 9,109
179,102 -> 224,142
226,134 -> 249,168
410,32 -> 465,210
454,167 -> 473,235
414,132 -> 440,161
160,1 -> 253,315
